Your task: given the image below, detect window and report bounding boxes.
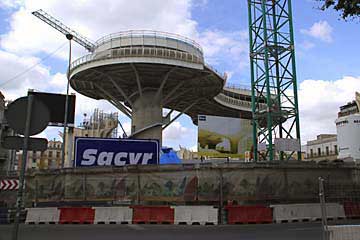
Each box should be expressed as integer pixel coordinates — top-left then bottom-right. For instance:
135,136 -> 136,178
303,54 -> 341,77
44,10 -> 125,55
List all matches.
326,146 -> 329,156
335,145 -> 338,155
310,149 -> 313,158
56,151 -> 60,158
318,148 -> 321,156
48,151 -> 53,157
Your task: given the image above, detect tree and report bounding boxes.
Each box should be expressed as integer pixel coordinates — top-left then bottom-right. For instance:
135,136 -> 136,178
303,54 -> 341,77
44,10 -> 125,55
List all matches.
319,0 -> 360,20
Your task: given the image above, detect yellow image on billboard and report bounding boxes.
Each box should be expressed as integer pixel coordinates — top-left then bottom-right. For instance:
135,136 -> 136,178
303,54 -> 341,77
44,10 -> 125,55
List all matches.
198,115 -> 252,158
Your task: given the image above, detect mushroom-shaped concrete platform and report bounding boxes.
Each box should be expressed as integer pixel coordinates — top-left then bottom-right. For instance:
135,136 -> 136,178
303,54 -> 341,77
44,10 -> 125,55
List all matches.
69,30 -> 227,145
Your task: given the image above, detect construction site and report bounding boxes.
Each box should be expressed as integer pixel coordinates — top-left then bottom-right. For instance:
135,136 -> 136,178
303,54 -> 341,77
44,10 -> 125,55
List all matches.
0,1 -> 360,240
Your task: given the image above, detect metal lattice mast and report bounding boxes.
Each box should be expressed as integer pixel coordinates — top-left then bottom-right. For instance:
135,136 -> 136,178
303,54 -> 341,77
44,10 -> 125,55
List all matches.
32,9 -> 95,52
248,0 -> 301,161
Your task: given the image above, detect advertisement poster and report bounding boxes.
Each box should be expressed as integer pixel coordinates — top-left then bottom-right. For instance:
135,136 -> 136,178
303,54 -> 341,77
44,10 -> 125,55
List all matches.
198,115 -> 252,158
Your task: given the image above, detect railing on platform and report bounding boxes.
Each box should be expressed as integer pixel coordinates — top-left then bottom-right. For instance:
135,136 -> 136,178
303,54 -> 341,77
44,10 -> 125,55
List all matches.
70,46 -> 204,71
94,30 -> 203,54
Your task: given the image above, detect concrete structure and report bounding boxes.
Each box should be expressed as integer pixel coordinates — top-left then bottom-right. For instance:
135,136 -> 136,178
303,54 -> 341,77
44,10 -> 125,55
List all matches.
69,31 -> 255,146
305,134 -> 338,161
76,109 -> 118,138
335,92 -> 360,162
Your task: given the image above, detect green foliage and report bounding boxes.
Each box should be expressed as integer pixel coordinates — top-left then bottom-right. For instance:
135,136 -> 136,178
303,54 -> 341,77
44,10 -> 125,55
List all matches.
319,0 -> 360,20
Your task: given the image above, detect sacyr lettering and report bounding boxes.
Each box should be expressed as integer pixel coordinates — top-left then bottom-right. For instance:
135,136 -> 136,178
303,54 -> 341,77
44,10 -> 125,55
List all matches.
81,149 -> 97,165
80,150 -> 155,166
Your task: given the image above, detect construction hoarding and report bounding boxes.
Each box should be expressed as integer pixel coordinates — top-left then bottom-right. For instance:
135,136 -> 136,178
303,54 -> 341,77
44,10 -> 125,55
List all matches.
197,115 -> 252,158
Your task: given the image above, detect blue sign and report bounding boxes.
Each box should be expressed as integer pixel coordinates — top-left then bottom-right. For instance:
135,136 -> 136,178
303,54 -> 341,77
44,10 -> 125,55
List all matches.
74,137 -> 159,167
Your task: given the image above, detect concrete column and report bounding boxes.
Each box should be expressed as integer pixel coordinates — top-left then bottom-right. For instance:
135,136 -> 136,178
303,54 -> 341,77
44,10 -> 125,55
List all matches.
131,90 -> 163,146
65,127 -> 74,168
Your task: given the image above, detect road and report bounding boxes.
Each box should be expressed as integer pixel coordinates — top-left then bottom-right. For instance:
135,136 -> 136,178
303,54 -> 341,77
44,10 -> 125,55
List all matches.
0,222 -> 325,240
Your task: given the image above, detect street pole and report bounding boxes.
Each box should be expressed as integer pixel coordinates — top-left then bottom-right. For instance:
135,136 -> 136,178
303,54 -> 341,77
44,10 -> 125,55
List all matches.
12,92 -> 33,240
319,177 -> 329,240
61,34 -> 73,168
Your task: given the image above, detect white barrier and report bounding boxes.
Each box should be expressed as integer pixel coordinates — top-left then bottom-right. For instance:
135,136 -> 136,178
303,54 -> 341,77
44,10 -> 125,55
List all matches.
328,225 -> 360,240
172,206 -> 218,225
25,208 -> 60,224
271,203 -> 345,223
93,207 -> 133,224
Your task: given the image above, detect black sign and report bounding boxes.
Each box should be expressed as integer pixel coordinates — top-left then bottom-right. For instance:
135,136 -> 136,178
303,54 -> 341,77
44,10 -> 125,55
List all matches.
3,136 -> 48,151
5,96 -> 50,136
32,92 -> 76,126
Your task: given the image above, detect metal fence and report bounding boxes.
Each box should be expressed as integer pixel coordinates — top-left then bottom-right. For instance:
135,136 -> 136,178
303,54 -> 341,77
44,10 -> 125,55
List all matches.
319,177 -> 360,240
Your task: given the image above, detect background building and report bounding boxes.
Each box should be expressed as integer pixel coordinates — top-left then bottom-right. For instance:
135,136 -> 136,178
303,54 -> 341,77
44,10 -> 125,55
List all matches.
17,140 -> 62,170
15,108 -> 119,170
0,91 -> 17,173
305,134 -> 338,161
335,92 -> 360,162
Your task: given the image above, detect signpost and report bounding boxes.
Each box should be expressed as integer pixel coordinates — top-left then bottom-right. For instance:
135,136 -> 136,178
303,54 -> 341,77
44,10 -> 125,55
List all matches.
3,90 -> 76,240
74,138 -> 159,167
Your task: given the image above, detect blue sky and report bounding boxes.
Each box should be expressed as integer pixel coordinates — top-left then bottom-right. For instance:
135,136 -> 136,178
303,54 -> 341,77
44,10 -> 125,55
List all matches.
0,0 -> 359,150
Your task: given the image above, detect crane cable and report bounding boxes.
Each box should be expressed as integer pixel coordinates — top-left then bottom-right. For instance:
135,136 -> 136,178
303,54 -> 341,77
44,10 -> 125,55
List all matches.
0,41 -> 68,87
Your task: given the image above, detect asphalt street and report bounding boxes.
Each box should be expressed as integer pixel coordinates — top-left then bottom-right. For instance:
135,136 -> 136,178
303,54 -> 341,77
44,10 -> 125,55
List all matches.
0,222 -> 326,240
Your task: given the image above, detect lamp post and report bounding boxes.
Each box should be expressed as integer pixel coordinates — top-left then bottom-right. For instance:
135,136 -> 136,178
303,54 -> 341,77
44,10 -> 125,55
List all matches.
61,33 -> 73,168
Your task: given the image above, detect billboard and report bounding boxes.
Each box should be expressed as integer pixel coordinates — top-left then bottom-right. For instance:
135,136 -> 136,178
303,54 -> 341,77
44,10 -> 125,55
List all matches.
32,92 -> 76,126
74,137 -> 159,167
198,115 -> 252,158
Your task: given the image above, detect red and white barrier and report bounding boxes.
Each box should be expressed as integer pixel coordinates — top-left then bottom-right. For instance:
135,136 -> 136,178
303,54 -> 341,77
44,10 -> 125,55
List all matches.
172,206 -> 218,225
25,208 -> 60,224
131,206 -> 174,224
59,207 -> 95,224
225,205 -> 272,224
93,207 -> 132,224
271,203 -> 345,223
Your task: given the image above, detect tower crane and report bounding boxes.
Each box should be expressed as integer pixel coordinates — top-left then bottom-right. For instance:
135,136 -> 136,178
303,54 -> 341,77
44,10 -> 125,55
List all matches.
32,9 -> 95,52
248,0 -> 301,161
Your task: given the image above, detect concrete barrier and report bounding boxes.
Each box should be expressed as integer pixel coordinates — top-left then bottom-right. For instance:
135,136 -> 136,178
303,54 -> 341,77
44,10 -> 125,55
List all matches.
132,206 -> 174,224
224,205 -> 272,224
328,225 -> 360,240
93,207 -> 132,224
271,203 -> 345,223
25,208 -> 60,224
59,207 -> 95,224
172,206 -> 218,225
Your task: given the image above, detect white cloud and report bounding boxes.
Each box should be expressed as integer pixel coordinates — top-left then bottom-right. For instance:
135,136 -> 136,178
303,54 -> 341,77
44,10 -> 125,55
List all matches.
300,40 -> 315,50
0,0 -> 22,9
197,29 -> 249,71
298,76 -> 360,143
163,121 -> 194,140
163,121 -> 197,149
0,50 -> 52,99
300,20 -> 333,42
1,0 -> 197,60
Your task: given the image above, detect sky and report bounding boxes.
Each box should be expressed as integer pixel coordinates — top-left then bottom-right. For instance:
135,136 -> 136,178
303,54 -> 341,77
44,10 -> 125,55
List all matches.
0,0 -> 359,151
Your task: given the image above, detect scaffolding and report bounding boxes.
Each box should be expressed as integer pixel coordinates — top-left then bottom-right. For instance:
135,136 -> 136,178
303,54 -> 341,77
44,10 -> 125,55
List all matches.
79,108 -> 119,138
